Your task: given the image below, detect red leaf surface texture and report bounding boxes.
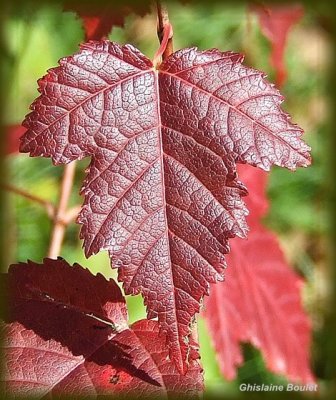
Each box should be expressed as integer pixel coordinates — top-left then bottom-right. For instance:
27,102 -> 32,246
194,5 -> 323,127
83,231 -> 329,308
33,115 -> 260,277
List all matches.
252,4 -> 304,87
1,259 -> 203,398
204,165 -> 314,383
19,40 -> 310,372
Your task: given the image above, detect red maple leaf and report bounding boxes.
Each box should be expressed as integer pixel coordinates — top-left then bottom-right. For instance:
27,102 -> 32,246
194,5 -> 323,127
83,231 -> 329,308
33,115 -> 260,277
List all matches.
252,3 -> 304,87
1,258 -> 203,398
19,41 -> 310,372
203,165 -> 314,383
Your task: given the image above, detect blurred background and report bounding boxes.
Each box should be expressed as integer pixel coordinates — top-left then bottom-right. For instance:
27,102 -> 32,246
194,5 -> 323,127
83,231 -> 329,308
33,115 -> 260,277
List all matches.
1,0 -> 333,397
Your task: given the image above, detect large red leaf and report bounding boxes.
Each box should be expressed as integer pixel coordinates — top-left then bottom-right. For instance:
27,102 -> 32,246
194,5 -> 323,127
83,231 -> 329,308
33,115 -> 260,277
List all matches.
204,166 -> 314,383
1,259 -> 203,398
19,41 -> 310,372
252,4 -> 304,87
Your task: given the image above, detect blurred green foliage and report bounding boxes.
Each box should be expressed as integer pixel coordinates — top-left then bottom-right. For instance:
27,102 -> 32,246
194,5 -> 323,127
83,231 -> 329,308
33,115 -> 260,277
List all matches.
3,1 -> 331,397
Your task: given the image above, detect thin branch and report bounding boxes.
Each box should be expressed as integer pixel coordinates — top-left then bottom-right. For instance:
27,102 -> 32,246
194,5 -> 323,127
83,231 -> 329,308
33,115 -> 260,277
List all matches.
48,162 -> 77,258
156,1 -> 173,61
2,183 -> 55,218
2,182 -> 81,227
63,205 -> 81,225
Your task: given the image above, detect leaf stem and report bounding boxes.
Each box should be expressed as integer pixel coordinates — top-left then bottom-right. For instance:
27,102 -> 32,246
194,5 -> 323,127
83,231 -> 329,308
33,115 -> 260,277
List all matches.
154,1 -> 173,65
48,162 -> 77,258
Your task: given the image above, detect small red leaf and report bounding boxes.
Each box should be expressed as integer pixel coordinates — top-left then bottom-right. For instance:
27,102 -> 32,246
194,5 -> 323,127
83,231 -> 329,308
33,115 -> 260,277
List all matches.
252,4 -> 304,87
64,2 -> 150,41
3,124 -> 27,155
204,166 -> 314,383
1,259 -> 203,398
20,40 -> 310,372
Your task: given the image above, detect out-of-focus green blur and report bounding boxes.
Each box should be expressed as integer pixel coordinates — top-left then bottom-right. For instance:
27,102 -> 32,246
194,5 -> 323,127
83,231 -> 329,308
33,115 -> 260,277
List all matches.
3,1 -> 332,397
